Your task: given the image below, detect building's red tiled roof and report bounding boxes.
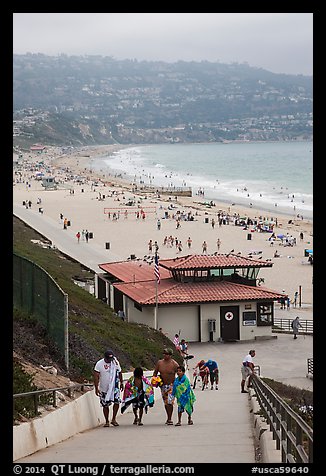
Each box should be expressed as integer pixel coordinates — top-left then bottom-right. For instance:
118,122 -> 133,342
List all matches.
159,254 -> 272,270
30,145 -> 46,150
98,260 -> 171,283
113,279 -> 284,306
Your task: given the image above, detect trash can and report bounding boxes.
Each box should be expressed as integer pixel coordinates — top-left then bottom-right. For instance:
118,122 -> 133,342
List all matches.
105,242 -> 110,250
81,188 -> 84,193
67,220 -> 71,226
247,233 -> 252,240
130,254 -> 136,260
88,232 -> 93,239
205,217 -> 209,224
22,201 -> 25,206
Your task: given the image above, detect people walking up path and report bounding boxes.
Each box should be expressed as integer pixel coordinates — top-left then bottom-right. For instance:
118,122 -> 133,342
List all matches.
16,335 -> 312,464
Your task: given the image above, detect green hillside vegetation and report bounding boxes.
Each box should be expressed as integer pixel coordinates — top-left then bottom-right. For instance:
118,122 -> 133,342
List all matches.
13,216 -> 182,386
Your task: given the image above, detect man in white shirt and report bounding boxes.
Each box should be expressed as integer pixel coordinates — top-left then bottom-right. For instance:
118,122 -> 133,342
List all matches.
241,350 -> 256,393
93,350 -> 124,427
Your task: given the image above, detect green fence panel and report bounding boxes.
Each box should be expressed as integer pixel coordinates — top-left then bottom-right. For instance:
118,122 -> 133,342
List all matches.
21,258 -> 33,313
48,281 -> 66,354
13,254 -> 21,307
32,264 -> 49,329
13,253 -> 68,367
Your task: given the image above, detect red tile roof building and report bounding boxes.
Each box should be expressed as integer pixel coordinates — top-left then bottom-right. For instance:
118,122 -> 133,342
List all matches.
96,254 -> 285,342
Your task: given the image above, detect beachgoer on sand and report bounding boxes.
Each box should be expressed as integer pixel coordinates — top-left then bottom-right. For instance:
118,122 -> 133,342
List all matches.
216,238 -> 221,251
202,241 -> 207,254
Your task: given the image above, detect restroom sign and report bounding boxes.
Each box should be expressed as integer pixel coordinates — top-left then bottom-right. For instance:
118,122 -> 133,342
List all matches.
225,311 -> 234,321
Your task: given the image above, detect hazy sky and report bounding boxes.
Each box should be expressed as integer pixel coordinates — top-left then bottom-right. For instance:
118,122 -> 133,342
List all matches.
13,13 -> 313,75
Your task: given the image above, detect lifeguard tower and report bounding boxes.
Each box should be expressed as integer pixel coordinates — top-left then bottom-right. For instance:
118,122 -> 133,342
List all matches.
42,176 -> 57,190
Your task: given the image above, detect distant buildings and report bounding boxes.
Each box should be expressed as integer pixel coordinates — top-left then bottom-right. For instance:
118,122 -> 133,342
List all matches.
30,144 -> 46,153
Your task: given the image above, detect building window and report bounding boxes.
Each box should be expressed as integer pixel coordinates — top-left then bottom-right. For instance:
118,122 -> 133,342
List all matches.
257,302 -> 273,326
134,302 -> 143,312
242,311 -> 257,326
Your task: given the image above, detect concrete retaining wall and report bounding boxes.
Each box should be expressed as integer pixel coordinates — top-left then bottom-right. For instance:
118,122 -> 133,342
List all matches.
13,389 -> 103,461
13,371 -> 156,462
249,389 -> 281,463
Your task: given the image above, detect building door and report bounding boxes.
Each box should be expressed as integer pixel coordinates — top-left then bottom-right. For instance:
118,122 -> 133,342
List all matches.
220,306 -> 240,341
113,288 -> 123,313
97,276 -> 107,302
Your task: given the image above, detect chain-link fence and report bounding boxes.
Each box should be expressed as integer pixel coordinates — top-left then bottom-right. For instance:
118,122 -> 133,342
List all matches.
13,253 -> 69,369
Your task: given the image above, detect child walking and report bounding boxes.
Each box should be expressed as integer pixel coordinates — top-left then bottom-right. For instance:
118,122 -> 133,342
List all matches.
172,365 -> 196,426
121,367 -> 154,425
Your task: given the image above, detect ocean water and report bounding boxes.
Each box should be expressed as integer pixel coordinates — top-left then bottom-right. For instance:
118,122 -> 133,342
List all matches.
96,141 -> 313,219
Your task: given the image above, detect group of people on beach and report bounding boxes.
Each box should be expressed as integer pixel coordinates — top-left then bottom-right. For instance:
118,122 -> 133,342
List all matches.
93,348 -> 196,427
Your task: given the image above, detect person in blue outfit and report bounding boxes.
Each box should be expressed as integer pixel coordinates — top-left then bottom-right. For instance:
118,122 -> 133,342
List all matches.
203,359 -> 219,390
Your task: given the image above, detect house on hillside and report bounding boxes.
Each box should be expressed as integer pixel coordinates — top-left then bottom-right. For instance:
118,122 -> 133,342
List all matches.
30,144 -> 46,153
95,254 -> 285,342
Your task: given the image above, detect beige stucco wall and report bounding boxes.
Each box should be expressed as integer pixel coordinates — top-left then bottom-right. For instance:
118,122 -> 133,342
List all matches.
126,301 -> 199,341
98,279 -> 274,342
126,300 -> 155,327
238,302 -> 273,340
156,305 -> 199,341
125,297 -> 274,343
200,303 -> 219,342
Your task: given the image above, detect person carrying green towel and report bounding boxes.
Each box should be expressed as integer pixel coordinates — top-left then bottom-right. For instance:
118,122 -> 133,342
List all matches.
172,365 -> 196,426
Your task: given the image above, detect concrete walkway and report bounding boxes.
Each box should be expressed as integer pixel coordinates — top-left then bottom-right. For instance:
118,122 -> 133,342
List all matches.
13,206 -> 313,464
13,204 -> 122,272
15,336 -> 312,464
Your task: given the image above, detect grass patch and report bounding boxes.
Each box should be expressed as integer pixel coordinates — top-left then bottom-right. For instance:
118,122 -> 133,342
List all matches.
13,216 -> 183,385
262,377 -> 313,428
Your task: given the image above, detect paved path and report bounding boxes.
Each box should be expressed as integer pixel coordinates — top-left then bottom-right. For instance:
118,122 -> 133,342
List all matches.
17,342 -> 256,463
13,204 -> 122,272
13,206 -> 313,464
16,336 -> 312,464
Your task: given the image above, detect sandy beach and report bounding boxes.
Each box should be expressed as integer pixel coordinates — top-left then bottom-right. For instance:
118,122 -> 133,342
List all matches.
13,144 -> 313,312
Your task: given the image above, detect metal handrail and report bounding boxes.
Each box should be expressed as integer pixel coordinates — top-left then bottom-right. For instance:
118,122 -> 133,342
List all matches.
273,318 -> 313,334
254,365 -> 261,376
307,358 -> 313,378
13,371 -> 139,418
252,374 -> 313,463
13,383 -> 93,415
